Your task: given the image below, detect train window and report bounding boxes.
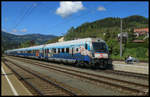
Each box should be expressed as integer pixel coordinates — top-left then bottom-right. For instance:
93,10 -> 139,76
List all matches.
58,48 -> 60,53
42,49 -> 44,53
39,50 -> 41,53
62,48 -> 64,53
51,48 -> 54,53
76,48 -> 78,52
85,43 -> 88,49
44,49 -> 46,54
66,48 -> 69,53
54,48 -> 56,53
46,49 -> 49,53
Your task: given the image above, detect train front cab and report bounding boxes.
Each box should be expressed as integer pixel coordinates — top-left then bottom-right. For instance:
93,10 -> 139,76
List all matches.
90,41 -> 112,69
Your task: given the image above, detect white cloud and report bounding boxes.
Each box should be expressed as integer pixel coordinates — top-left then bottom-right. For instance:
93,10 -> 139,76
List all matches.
21,28 -> 27,32
97,6 -> 106,11
56,1 -> 85,18
12,29 -> 17,33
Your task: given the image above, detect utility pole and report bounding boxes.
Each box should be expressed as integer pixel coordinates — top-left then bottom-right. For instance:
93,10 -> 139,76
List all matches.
120,19 -> 122,57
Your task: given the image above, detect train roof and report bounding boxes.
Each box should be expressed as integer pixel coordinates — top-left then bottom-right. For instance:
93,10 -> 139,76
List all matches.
6,45 -> 45,52
6,38 -> 105,52
44,38 -> 105,48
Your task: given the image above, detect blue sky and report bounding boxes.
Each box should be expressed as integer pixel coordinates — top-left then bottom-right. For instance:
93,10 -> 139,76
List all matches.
2,1 -> 149,36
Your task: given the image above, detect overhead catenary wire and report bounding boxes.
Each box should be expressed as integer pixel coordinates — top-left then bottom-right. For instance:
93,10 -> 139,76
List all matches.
12,3 -> 38,30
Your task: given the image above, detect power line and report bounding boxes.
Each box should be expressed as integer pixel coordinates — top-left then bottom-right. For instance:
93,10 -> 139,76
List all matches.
12,3 -> 38,30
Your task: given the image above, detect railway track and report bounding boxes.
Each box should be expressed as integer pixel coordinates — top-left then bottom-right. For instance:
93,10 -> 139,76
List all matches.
7,55 -> 149,80
100,69 -> 148,80
5,56 -> 149,95
3,58 -> 78,96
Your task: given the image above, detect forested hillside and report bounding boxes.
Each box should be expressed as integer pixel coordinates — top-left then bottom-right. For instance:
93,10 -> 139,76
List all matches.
64,15 -> 148,40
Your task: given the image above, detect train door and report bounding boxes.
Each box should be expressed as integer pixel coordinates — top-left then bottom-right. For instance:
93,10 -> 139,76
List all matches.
36,50 -> 39,57
45,49 -> 49,58
41,48 -> 44,58
42,45 -> 47,58
70,46 -> 75,59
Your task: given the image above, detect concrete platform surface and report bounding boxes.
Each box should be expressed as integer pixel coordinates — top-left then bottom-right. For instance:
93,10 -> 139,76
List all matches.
113,63 -> 149,74
113,61 -> 149,66
1,62 -> 32,96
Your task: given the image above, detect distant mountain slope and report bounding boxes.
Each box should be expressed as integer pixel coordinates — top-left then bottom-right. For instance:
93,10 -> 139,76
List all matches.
2,31 -> 57,51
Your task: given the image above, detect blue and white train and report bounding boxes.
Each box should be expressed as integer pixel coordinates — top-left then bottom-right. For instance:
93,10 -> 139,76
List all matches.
5,38 -> 112,69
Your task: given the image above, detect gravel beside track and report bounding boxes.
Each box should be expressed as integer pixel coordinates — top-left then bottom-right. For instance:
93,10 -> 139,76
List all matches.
4,56 -> 149,95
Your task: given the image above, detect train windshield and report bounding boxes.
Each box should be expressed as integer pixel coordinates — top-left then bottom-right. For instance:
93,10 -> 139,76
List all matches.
92,42 -> 108,52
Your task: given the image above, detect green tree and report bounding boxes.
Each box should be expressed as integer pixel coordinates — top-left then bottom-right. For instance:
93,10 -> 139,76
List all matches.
19,40 -> 36,48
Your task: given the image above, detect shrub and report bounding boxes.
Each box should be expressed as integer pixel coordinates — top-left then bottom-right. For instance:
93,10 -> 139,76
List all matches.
126,42 -> 148,48
136,47 -> 147,58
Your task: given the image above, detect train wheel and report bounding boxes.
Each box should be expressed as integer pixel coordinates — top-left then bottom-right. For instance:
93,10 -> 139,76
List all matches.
80,61 -> 88,68
84,62 -> 89,68
75,61 -> 80,67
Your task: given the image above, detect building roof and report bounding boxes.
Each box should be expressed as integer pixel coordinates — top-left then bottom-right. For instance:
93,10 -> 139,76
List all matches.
134,28 -> 149,33
132,40 -> 145,43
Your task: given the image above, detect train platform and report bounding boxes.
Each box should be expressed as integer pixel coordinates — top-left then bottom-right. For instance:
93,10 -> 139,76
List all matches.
113,61 -> 149,66
112,61 -> 149,74
1,62 -> 32,96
